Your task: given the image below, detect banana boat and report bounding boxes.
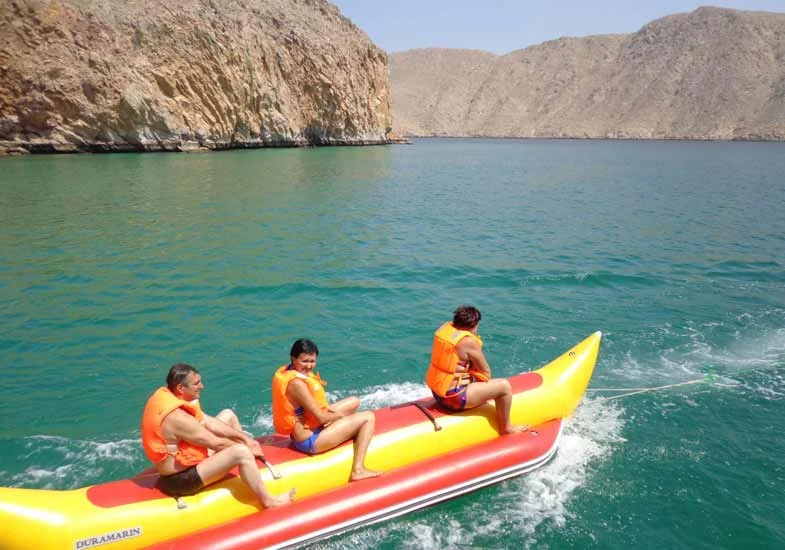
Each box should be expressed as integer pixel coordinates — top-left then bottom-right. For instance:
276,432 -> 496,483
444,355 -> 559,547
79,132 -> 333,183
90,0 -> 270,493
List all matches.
0,332 -> 602,550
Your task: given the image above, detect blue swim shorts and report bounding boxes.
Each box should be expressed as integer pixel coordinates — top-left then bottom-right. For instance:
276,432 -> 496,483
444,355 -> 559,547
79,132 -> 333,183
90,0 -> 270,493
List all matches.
292,427 -> 323,455
433,386 -> 468,412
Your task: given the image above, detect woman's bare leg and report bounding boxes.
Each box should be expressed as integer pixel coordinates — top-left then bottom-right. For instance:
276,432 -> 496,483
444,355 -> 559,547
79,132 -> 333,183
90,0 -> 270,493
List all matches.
312,412 -> 381,480
464,379 -> 527,435
330,396 -> 360,415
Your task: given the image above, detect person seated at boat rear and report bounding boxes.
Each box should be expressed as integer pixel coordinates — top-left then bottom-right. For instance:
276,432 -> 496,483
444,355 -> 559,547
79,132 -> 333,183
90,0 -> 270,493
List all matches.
272,338 -> 381,481
426,305 -> 527,435
141,363 -> 294,507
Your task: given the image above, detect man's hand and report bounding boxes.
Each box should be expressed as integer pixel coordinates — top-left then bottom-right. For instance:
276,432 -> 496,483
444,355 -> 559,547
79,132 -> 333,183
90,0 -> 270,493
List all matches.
246,438 -> 265,461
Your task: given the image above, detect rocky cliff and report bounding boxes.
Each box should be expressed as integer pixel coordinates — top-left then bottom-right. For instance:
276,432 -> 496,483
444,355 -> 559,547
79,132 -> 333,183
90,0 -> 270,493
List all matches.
390,7 -> 785,140
0,0 -> 392,154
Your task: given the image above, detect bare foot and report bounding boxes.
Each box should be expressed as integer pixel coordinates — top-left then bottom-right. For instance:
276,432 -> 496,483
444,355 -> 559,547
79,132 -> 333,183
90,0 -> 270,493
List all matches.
263,488 -> 295,508
500,424 -> 529,435
350,468 -> 382,481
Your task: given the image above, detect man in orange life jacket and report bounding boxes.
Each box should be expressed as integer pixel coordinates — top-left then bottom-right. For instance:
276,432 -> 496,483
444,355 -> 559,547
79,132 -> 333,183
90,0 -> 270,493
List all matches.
271,339 -> 381,481
426,306 -> 527,435
141,363 -> 294,507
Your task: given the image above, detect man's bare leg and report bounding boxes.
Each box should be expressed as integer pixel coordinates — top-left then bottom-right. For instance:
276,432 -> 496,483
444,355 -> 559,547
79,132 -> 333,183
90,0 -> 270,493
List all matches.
313,411 -> 381,481
215,409 -> 242,431
196,444 -> 294,508
464,380 -> 528,435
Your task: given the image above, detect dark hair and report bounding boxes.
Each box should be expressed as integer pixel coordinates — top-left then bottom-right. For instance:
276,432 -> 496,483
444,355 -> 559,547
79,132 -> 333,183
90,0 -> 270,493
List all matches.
290,338 -> 319,358
453,305 -> 482,330
167,363 -> 199,392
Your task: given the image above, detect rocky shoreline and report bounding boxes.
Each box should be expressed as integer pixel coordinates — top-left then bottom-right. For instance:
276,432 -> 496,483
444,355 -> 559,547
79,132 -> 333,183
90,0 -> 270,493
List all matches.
0,134 -> 399,156
0,0 -> 392,156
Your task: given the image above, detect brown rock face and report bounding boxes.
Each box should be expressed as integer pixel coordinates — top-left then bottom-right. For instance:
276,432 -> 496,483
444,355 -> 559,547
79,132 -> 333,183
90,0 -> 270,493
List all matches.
0,0 -> 392,154
390,7 -> 785,140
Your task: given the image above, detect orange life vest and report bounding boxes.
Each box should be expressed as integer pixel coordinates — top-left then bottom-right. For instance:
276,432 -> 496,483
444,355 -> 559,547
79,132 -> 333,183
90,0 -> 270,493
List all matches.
271,365 -> 328,435
426,322 -> 486,397
141,386 -> 209,466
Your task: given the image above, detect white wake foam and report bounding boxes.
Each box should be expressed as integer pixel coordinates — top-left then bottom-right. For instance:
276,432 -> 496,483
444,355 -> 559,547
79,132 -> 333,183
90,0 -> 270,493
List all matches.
604,323 -> 785,398
3,435 -> 142,489
305,399 -> 626,550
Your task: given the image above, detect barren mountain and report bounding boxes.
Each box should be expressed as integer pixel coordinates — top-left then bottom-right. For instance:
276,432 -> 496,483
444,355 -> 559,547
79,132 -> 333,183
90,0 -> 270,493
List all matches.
390,7 -> 785,140
0,0 -> 392,154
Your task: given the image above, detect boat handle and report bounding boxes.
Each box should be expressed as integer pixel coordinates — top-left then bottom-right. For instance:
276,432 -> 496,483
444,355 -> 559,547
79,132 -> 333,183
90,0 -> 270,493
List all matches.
259,458 -> 282,479
391,401 -> 442,432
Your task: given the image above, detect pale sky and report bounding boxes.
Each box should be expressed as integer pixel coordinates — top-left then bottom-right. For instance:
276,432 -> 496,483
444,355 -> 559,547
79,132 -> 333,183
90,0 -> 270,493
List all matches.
330,1 -> 785,54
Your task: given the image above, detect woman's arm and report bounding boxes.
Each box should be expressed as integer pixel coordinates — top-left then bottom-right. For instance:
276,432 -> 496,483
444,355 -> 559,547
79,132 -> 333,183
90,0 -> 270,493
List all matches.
286,379 -> 344,426
458,337 -> 492,376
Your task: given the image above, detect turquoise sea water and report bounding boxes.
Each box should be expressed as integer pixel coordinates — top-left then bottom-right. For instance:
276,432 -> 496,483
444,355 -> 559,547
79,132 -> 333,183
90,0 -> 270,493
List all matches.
1,139 -> 784,549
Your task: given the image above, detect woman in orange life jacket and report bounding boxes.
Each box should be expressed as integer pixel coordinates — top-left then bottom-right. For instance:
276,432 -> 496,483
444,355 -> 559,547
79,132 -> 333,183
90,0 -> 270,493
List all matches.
271,339 -> 381,481
426,305 -> 527,435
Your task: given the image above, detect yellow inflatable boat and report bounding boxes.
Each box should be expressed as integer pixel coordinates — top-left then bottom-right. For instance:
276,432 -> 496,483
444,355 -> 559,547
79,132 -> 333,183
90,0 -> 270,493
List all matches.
0,331 -> 602,550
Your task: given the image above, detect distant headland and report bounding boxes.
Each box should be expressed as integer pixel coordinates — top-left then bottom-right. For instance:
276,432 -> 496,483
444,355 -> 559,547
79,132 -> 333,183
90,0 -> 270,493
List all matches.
389,7 -> 785,141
